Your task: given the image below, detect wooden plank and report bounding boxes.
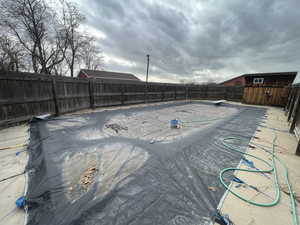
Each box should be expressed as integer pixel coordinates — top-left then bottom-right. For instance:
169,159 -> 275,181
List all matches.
242,86 -> 290,106
262,87 -> 267,105
0,97 -> 54,105
246,87 -> 250,103
276,87 -> 282,105
257,87 -> 263,105
275,87 -> 281,105
89,80 -> 95,109
250,87 -> 256,104
285,88 -> 294,112
51,77 -> 60,116
296,139 -> 300,156
290,92 -> 300,133
261,87 -> 266,105
252,87 -> 257,104
288,90 -> 298,121
268,87 -> 274,105
273,87 -> 278,105
243,87 -> 248,103
242,87 -> 247,103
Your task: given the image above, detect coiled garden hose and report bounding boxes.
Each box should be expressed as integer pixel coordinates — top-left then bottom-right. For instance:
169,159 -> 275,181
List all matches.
218,131 -> 298,225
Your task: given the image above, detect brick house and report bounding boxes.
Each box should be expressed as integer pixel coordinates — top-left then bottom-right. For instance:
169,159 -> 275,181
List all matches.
220,72 -> 297,86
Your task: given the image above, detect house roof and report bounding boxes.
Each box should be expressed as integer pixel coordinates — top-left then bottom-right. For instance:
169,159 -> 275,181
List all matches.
219,75 -> 243,84
243,71 -> 297,77
220,71 -> 297,84
79,69 -> 141,82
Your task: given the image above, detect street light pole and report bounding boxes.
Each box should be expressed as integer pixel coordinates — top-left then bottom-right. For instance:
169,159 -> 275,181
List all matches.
146,54 -> 150,83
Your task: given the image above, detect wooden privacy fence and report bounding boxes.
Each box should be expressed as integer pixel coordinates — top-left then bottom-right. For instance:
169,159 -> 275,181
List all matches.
285,85 -> 300,155
0,72 -> 245,127
243,86 -> 289,106
189,85 -> 244,101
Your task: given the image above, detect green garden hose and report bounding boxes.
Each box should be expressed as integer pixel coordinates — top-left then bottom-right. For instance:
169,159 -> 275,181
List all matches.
218,131 -> 299,225
252,141 -> 298,225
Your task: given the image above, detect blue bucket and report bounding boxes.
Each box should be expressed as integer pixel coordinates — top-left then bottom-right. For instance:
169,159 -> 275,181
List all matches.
170,119 -> 179,128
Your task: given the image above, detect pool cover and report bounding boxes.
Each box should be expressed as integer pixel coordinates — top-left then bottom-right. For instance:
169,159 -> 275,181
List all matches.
26,101 -> 266,225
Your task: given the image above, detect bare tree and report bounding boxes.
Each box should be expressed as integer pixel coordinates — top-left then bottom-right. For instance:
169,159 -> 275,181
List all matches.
59,0 -> 86,77
0,35 -> 26,71
0,0 -> 67,74
0,0 -> 104,76
80,37 -> 103,70
52,57 -> 69,76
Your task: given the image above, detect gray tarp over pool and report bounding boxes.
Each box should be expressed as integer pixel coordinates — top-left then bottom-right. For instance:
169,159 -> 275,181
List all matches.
26,101 -> 266,225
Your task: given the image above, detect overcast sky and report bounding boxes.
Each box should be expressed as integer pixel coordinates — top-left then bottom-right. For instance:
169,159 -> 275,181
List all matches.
73,0 -> 300,83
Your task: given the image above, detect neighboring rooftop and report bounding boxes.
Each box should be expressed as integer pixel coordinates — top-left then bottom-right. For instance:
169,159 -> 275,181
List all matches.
220,71 -> 298,85
78,69 -> 141,83
243,71 -> 297,77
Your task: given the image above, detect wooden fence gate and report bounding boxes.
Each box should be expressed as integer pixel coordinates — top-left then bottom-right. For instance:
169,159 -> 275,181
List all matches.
243,86 -> 289,106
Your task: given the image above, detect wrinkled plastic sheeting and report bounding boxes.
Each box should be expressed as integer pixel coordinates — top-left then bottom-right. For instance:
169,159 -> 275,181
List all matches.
25,102 -> 266,225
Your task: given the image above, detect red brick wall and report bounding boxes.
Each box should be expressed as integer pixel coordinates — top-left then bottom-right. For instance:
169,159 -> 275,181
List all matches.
222,76 -> 246,86
245,76 -> 295,86
78,72 -> 88,78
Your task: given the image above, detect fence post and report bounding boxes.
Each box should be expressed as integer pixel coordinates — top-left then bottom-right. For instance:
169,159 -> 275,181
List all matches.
289,93 -> 300,133
296,140 -> 300,156
144,83 -> 148,103
162,85 -> 165,101
185,85 -> 188,100
288,91 -> 298,122
224,87 -> 228,100
189,86 -> 193,99
88,79 -> 95,109
51,77 -> 60,116
205,85 -> 208,99
174,86 -> 177,100
241,87 -> 245,102
120,84 -> 125,105
285,87 -> 293,114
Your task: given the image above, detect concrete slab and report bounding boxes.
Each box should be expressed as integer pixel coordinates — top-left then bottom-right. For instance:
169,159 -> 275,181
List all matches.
215,107 -> 300,225
0,124 -> 29,225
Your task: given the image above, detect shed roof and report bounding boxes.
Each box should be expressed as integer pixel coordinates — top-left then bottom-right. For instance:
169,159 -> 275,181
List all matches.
79,69 -> 141,82
220,71 -> 297,84
243,71 -> 297,77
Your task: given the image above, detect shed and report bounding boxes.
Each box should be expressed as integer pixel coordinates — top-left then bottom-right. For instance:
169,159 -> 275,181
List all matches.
220,72 -> 297,86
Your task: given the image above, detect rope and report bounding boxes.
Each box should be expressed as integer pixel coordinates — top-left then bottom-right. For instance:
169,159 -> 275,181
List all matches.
0,208 -> 18,224
0,143 -> 27,151
0,171 -> 26,183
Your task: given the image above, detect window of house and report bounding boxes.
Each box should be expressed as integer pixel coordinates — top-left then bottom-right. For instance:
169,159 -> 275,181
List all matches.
253,77 -> 264,84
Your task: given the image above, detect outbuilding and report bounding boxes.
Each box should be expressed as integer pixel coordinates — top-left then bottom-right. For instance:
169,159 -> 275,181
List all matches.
220,71 -> 297,86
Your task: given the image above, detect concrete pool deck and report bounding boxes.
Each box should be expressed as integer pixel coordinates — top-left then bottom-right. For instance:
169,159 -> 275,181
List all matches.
0,124 -> 29,225
0,101 -> 299,225
214,105 -> 300,225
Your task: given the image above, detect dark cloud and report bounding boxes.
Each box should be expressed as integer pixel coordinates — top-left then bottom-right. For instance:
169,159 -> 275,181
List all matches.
77,0 -> 300,83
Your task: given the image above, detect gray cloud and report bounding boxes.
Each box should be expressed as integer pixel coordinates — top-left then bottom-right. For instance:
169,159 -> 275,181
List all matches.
76,0 -> 300,83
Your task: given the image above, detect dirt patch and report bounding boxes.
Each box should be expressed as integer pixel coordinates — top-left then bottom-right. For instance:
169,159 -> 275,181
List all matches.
63,143 -> 148,202
80,167 -> 98,191
103,103 -> 238,143
63,152 -> 100,201
105,123 -> 128,134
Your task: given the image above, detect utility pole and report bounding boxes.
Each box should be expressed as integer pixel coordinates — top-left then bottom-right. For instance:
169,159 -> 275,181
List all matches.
146,54 -> 150,83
